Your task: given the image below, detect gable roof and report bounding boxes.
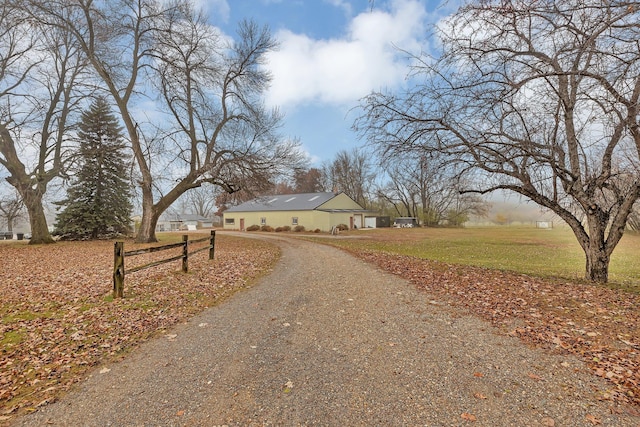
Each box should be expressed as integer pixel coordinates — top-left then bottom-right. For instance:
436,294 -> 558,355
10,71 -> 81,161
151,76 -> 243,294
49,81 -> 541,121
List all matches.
225,192 -> 353,213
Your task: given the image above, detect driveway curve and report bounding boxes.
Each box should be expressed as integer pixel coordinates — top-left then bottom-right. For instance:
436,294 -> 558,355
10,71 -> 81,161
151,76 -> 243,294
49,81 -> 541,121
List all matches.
13,234 -> 638,426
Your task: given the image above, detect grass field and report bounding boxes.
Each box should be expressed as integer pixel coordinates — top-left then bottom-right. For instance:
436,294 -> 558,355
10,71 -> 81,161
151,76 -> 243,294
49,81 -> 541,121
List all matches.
315,226 -> 640,289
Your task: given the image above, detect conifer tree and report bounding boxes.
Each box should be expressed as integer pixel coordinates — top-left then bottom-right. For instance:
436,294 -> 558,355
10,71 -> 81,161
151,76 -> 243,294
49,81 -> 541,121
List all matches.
54,98 -> 133,239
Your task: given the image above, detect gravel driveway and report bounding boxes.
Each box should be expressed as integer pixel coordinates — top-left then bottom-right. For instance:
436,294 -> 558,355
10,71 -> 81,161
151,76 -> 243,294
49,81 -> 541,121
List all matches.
13,234 -> 639,426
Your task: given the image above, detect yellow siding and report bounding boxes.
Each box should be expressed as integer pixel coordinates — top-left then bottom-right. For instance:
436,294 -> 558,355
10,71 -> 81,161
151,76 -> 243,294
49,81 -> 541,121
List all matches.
316,192 -> 362,210
223,210 -> 360,231
222,193 -> 366,231
223,210 -> 325,231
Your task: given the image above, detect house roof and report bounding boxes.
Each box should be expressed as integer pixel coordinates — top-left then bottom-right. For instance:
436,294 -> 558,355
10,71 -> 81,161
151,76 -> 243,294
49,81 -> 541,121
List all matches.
225,192 -> 350,213
177,214 -> 212,222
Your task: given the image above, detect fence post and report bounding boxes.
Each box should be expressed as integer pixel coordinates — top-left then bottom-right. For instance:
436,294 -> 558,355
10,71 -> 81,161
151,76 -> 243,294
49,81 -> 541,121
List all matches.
209,230 -> 216,260
182,234 -> 189,273
113,241 -> 125,299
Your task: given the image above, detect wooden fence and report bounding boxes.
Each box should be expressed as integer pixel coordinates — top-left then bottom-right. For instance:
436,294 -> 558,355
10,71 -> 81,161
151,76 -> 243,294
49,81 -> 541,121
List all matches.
112,230 -> 216,298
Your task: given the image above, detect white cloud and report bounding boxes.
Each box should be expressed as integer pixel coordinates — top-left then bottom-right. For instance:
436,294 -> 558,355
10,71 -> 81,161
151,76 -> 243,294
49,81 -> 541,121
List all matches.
264,0 -> 427,108
324,0 -> 353,16
199,0 -> 230,22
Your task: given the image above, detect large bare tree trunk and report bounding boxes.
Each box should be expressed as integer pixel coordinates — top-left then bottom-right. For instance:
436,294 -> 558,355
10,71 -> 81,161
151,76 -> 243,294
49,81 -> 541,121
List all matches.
9,176 -> 54,244
136,211 -> 158,243
2,164 -> 55,245
1,127 -> 54,244
135,182 -> 158,243
135,181 -> 190,243
585,246 -> 609,283
23,191 -> 54,245
587,215 -> 608,282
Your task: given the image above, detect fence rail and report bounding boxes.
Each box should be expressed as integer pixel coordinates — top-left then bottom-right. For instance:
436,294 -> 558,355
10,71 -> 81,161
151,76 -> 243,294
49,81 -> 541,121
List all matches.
113,230 -> 216,298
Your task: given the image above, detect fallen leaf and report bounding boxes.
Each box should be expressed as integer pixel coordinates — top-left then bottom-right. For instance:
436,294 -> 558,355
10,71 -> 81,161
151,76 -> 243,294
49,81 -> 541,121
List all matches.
527,372 -> 543,381
585,414 -> 601,425
541,417 -> 555,426
626,406 -> 640,417
461,412 -> 477,422
473,393 -> 487,399
99,367 -> 111,374
176,410 -> 185,416
473,372 -> 484,378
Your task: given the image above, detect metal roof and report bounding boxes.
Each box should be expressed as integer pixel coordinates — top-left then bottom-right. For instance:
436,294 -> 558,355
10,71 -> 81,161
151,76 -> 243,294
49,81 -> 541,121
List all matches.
225,192 -> 341,212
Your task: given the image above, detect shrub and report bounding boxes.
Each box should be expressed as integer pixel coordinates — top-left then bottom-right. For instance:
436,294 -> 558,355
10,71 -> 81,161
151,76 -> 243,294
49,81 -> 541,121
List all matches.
261,225 -> 274,232
314,229 -> 321,233
282,225 -> 291,232
246,224 -> 260,231
336,224 -> 349,231
275,227 -> 284,232
293,225 -> 305,232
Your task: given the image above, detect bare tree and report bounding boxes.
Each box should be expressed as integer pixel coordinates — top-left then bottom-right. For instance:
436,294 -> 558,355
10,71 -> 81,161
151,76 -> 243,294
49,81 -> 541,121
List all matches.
294,167 -> 327,193
323,148 -> 374,208
178,185 -> 217,218
37,1 -> 304,242
357,0 -> 640,282
0,1 -> 87,244
379,153 -> 487,226
0,189 -> 24,232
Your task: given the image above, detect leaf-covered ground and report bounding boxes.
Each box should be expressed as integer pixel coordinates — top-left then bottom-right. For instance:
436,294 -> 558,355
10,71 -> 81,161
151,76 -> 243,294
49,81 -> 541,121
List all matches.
345,247 -> 640,411
4,231 -> 640,423
0,234 -> 279,423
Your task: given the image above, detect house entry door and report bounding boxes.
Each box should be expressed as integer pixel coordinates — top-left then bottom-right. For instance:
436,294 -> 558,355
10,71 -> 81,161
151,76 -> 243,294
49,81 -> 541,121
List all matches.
240,218 -> 245,231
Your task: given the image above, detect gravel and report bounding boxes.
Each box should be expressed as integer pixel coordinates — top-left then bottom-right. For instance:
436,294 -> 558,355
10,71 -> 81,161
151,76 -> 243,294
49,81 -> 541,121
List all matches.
13,234 -> 639,426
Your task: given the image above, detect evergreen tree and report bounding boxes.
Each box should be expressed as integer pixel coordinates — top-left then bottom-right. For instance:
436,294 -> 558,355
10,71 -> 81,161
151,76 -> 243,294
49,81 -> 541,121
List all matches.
54,98 -> 133,240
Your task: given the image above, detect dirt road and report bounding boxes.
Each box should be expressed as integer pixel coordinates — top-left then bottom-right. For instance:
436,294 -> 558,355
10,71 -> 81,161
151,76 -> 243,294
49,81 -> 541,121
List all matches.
13,235 -> 638,426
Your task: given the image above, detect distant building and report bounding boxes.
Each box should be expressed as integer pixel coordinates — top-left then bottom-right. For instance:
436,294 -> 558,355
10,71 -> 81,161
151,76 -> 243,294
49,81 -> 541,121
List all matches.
149,214 -> 214,232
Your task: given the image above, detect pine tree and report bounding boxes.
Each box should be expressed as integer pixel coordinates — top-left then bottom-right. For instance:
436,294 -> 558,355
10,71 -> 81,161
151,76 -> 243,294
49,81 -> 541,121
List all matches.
54,98 -> 133,240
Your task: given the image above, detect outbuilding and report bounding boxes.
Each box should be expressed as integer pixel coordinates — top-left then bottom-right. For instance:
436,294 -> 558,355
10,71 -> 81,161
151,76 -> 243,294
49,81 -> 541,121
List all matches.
223,192 -> 370,232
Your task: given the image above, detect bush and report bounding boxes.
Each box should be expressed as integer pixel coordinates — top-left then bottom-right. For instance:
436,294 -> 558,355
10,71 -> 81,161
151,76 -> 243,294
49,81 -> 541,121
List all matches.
282,225 -> 291,232
246,224 -> 260,231
275,227 -> 284,232
314,229 -> 321,233
261,225 -> 274,232
336,224 -> 349,231
293,225 -> 305,232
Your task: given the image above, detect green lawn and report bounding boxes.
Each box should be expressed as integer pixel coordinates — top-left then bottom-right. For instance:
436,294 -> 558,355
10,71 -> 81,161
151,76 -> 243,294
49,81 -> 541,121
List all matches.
318,226 -> 640,289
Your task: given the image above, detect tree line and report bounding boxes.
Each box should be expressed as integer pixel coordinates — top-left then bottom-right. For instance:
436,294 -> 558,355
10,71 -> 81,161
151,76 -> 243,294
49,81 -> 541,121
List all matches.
214,147 -> 489,228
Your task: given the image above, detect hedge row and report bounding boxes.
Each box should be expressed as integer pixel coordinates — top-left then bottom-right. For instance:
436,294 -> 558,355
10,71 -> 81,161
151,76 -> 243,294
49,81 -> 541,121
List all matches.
246,224 -> 322,233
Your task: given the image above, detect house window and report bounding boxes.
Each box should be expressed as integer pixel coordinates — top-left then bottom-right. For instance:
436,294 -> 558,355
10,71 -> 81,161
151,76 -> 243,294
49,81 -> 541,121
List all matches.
225,218 -> 235,225
292,217 -> 298,225
261,217 -> 266,225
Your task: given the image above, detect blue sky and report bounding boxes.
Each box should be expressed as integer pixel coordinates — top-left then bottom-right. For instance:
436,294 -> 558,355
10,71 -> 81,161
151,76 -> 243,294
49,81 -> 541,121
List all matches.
201,0 -> 453,167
